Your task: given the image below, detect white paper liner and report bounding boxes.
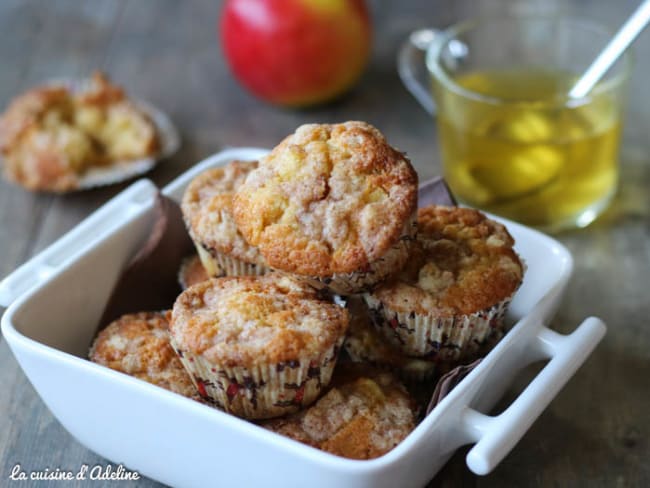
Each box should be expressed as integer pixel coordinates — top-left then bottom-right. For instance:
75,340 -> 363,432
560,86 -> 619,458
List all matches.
362,293 -> 513,361
170,337 -> 344,420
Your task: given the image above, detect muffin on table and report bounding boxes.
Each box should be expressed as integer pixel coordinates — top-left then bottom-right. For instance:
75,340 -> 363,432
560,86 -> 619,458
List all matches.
261,363 -> 417,460
169,274 -> 349,420
0,72 -> 158,192
363,206 -> 524,360
232,121 -> 418,295
74,72 -> 158,162
89,311 -> 196,398
181,160 -> 268,277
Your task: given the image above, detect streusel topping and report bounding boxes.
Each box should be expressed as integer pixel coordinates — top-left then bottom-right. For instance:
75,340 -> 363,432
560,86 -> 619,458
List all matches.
372,206 -> 523,316
182,161 -> 265,266
262,364 -> 416,459
233,122 -> 418,276
89,311 -> 196,397
170,275 -> 348,366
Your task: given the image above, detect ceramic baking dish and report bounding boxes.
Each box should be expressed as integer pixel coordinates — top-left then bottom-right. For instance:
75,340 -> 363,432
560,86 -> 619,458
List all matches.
0,148 -> 606,488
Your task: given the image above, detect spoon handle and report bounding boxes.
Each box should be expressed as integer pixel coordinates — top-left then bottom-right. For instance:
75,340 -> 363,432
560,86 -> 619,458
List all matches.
569,0 -> 650,98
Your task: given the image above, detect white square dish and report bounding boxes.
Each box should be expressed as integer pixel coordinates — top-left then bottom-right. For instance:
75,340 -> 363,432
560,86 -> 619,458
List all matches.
0,148 -> 606,488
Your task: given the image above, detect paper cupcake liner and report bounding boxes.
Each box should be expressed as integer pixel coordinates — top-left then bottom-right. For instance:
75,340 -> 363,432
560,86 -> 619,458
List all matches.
346,323 -> 505,382
170,337 -> 344,420
194,242 -> 269,278
343,337 -> 437,382
342,296 -> 437,382
433,327 -> 505,377
301,215 -> 417,296
362,293 -> 513,361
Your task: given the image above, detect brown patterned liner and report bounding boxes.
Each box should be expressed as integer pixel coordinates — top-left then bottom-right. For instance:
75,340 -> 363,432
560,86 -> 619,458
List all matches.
344,315 -> 505,382
300,215 -> 417,296
194,242 -> 268,278
362,293 -> 514,361
170,337 -> 344,420
343,336 -> 437,382
426,359 -> 481,415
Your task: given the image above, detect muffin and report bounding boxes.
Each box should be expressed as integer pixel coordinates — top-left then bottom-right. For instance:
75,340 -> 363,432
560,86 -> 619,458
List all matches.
73,72 -> 158,161
178,254 -> 212,290
363,206 -> 524,360
232,122 -> 418,295
169,274 -> 349,419
0,72 -> 158,192
89,311 -> 196,397
343,297 -> 437,381
181,161 -> 268,277
261,363 -> 417,460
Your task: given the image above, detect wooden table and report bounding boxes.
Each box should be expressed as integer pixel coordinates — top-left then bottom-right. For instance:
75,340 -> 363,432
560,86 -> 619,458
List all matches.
1,1 -> 648,486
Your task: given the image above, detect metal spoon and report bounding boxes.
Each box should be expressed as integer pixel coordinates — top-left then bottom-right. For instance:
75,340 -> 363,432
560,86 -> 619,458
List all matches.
569,0 -> 650,98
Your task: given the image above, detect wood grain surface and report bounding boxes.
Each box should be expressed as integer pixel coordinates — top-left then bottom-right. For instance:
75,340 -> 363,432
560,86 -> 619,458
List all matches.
0,1 -> 648,487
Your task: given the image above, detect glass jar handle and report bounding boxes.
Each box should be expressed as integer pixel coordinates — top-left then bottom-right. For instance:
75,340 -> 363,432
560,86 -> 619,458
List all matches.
397,28 -> 440,115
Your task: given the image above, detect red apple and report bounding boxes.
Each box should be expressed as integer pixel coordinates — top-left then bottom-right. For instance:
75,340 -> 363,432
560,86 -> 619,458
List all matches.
220,0 -> 371,107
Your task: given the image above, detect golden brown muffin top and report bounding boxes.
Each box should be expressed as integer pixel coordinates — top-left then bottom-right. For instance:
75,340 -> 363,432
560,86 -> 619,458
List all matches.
232,122 -> 418,277
181,161 -> 265,266
178,254 -> 211,290
170,275 -> 349,367
89,311 -> 196,397
261,363 -> 417,460
371,206 -> 523,316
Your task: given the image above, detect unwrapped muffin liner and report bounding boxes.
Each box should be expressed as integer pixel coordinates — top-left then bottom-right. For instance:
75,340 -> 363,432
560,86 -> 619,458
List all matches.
188,206 -> 269,278
170,337 -> 344,420
362,292 -> 514,361
426,359 -> 481,415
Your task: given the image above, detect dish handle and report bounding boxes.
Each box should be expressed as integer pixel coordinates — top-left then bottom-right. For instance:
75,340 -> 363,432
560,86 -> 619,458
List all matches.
459,317 -> 606,475
0,179 -> 158,308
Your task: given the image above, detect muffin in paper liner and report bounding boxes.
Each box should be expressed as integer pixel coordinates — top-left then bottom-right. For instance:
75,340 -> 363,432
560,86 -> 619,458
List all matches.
181,162 -> 270,278
363,206 -> 524,360
195,232 -> 269,279
232,122 -> 419,296
294,215 -> 417,296
343,297 -> 437,381
171,337 -> 344,419
260,363 -> 417,460
346,294 -> 508,379
169,275 -> 349,420
362,292 -> 513,360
